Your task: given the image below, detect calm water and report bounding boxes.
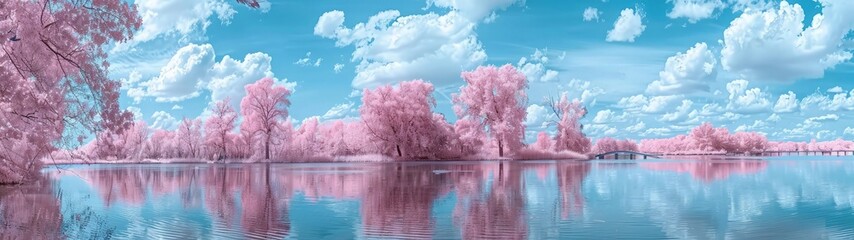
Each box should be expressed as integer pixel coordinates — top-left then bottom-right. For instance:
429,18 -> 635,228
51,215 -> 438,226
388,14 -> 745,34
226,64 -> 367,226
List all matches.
2,157 -> 854,239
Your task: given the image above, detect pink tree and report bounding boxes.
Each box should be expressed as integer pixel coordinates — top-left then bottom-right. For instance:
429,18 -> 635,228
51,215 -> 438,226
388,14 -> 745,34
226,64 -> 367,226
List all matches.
0,0 -> 140,183
240,77 -> 291,160
204,98 -> 237,160
548,94 -> 591,153
452,118 -> 485,157
289,117 -> 321,159
454,64 -> 528,157
176,118 -> 203,158
532,132 -> 553,151
360,80 -> 450,158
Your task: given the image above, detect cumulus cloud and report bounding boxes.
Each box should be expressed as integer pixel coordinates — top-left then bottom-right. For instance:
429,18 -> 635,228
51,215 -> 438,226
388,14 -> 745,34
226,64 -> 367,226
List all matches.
773,91 -> 798,113
424,0 -> 524,23
171,105 -> 183,110
314,10 -> 346,38
314,10 -> 487,88
322,102 -> 357,120
646,42 -> 717,95
607,8 -> 646,42
617,94 -> 683,114
660,99 -> 698,123
334,63 -> 345,73
626,121 -> 646,133
725,79 -> 771,113
721,0 -> 854,82
583,7 -> 601,22
827,86 -> 845,93
517,49 -> 560,82
666,0 -> 726,23
127,43 -> 295,106
563,79 -> 605,105
128,43 -> 216,102
116,0 -> 237,51
151,111 -> 178,130
592,109 -> 627,124
524,104 -> 554,128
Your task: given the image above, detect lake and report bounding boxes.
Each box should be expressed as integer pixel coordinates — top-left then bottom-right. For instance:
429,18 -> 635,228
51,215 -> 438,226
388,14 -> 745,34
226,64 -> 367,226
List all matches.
2,157 -> 854,239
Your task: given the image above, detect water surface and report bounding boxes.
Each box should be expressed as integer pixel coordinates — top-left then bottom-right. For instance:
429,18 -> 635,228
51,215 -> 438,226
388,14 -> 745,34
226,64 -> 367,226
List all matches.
2,157 -> 854,239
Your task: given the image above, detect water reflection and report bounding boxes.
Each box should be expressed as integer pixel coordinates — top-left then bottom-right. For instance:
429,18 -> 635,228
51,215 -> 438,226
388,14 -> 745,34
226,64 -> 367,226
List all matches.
2,157 -> 853,239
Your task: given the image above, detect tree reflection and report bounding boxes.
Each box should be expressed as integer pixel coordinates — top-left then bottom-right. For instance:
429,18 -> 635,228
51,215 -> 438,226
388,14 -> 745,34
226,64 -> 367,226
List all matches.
640,159 -> 767,182
0,179 -> 62,239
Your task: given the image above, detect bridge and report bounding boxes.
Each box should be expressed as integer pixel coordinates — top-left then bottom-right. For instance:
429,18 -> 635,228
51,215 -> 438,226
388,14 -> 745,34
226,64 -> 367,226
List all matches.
594,151 -> 661,160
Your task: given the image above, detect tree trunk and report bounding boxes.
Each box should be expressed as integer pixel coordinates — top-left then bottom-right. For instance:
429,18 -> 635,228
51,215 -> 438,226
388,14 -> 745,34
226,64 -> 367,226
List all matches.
265,134 -> 271,160
396,145 -> 402,157
498,139 -> 504,157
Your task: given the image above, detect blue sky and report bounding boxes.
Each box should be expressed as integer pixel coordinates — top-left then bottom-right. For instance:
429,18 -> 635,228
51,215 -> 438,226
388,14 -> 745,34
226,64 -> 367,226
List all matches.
109,0 -> 854,142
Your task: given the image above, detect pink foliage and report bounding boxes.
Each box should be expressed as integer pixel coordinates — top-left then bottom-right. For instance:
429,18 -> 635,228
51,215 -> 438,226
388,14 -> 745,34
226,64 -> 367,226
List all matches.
550,94 -> 591,153
176,118 -> 203,158
532,132 -> 553,151
360,80 -> 452,159
640,122 -> 769,154
204,98 -> 238,160
768,139 -> 854,151
240,77 -> 291,160
454,64 -> 528,157
0,0 -> 140,183
591,138 -> 638,154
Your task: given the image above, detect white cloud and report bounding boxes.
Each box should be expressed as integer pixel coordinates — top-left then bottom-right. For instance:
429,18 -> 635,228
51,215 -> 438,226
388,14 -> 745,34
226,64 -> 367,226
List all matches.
126,43 -> 295,107
564,79 -> 605,105
592,109 -> 626,124
294,52 -> 322,67
735,120 -> 767,132
151,111 -> 178,130
322,102 -> 356,120
348,89 -> 362,98
171,105 -> 183,110
827,86 -> 845,93
334,63 -> 345,73
773,91 -> 798,113
660,99 -> 695,122
517,49 -> 559,82
766,113 -> 781,122
207,52 -> 293,105
626,121 -> 646,133
725,79 -> 771,113
845,127 -> 854,136
424,0 -> 524,23
643,127 -> 672,136
721,0 -> 854,82
728,0 -> 775,12
645,95 -> 682,114
646,42 -> 717,95
126,107 -> 143,120
667,0 -> 726,23
804,114 -> 839,125
583,7 -> 601,22
117,0 -> 236,51
128,43 -> 216,102
617,94 -> 682,114
314,10 -> 487,88
524,104 -> 554,128
607,8 -> 646,42
314,10 -> 346,38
